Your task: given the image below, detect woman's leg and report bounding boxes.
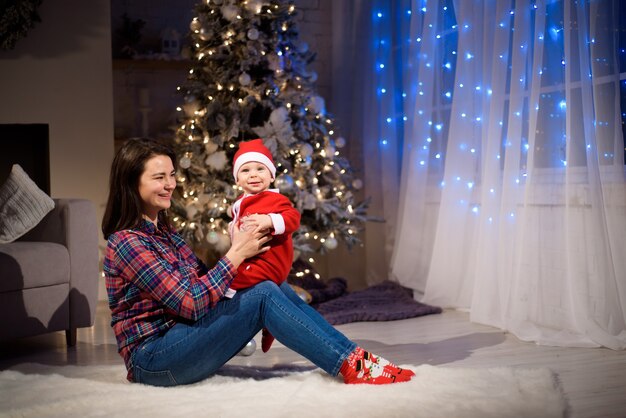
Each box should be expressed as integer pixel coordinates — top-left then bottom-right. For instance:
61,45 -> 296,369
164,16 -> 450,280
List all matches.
251,282 -> 357,374
278,281 -> 348,342
260,281 -> 347,352
132,281 -> 356,386
278,281 -> 415,383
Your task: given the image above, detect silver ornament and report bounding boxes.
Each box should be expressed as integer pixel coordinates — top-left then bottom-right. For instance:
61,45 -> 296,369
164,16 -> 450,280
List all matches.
238,72 -> 251,86
335,136 -> 346,148
275,174 -> 294,193
247,28 -> 259,40
238,339 -> 256,356
352,179 -> 363,190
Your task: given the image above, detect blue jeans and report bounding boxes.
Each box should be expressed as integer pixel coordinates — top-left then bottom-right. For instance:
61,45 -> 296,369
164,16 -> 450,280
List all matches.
132,281 -> 357,386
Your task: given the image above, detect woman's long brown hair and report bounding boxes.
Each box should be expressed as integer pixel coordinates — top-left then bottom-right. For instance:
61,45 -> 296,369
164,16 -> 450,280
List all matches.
102,138 -> 177,239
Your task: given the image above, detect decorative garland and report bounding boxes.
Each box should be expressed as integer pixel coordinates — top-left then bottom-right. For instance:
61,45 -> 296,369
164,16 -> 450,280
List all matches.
0,0 -> 43,50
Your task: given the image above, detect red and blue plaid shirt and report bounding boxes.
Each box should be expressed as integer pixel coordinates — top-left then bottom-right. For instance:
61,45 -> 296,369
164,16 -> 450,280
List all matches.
103,220 -> 236,380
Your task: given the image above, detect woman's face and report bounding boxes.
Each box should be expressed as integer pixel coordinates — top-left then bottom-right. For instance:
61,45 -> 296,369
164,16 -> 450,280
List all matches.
138,154 -> 176,222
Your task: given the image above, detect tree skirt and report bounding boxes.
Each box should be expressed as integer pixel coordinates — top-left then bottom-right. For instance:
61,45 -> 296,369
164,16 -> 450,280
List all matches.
288,258 -> 441,325
311,280 -> 442,326
0,363 -> 568,418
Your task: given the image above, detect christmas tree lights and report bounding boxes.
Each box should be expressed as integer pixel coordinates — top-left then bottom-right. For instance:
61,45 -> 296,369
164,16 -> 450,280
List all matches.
171,0 -> 369,260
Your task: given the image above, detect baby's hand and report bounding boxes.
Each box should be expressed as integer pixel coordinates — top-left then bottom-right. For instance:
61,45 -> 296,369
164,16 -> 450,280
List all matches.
241,214 -> 273,232
238,221 -> 254,232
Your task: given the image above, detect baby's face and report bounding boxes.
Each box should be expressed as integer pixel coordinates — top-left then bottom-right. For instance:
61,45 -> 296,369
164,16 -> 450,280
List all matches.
236,161 -> 273,194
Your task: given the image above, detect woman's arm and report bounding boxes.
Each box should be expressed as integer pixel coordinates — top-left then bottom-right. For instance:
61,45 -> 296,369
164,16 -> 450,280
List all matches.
109,229 -> 269,321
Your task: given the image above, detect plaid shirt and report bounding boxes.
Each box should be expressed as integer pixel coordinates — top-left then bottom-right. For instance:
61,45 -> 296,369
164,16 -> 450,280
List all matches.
103,220 -> 236,380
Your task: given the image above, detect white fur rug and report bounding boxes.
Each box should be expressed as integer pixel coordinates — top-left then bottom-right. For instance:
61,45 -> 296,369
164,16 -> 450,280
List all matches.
0,363 -> 567,418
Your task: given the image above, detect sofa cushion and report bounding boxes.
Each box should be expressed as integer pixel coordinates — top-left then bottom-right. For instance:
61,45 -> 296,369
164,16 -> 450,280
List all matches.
0,242 -> 70,292
0,164 -> 55,244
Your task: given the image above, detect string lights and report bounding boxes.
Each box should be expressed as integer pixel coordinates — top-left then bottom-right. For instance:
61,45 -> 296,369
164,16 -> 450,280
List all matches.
171,0 -> 369,266
373,0 -> 624,229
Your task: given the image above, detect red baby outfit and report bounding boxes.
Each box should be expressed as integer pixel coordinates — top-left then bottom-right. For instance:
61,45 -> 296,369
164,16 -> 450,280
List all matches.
229,190 -> 301,290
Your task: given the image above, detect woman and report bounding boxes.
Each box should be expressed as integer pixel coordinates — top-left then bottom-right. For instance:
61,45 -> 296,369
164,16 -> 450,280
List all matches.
102,138 -> 414,387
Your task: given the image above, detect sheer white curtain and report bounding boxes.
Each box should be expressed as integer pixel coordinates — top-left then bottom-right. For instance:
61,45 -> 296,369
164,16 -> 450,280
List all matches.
334,0 -> 626,349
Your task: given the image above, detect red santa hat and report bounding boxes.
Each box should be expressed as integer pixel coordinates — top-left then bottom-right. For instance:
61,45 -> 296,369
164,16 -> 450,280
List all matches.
232,139 -> 277,180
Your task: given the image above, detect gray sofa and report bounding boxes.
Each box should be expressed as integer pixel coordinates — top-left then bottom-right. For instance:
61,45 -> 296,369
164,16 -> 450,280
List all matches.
0,198 -> 99,346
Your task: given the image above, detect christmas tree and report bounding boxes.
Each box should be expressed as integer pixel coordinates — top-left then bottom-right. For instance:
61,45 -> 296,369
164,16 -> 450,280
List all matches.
171,0 -> 368,262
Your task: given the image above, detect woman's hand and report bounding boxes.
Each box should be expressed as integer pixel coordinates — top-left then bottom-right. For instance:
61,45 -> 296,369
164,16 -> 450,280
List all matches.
224,222 -> 271,268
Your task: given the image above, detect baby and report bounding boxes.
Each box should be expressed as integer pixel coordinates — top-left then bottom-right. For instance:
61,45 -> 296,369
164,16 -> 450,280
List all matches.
228,139 -> 301,352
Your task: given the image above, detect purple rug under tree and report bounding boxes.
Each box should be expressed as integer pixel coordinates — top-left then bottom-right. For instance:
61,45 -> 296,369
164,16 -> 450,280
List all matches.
289,260 -> 442,325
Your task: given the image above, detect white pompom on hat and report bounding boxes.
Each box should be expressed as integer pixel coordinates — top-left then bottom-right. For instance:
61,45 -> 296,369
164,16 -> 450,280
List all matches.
232,139 -> 277,180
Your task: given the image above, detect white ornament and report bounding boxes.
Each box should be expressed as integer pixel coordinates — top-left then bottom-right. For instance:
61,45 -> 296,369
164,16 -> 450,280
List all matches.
238,72 -> 251,86
205,150 -> 228,170
352,179 -> 363,190
335,136 -> 346,148
307,96 -> 325,115
269,106 -> 289,127
179,156 -> 191,169
205,141 -> 218,154
221,5 -> 239,21
207,231 -> 220,244
323,236 -> 338,250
